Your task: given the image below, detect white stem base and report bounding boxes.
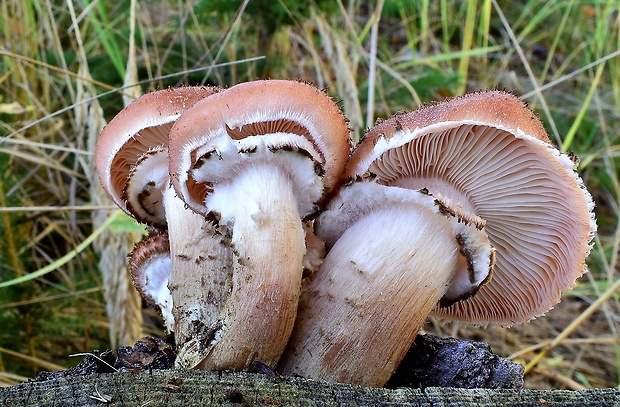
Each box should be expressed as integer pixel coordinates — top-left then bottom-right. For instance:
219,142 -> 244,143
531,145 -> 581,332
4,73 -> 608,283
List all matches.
188,164 -> 305,370
164,185 -> 233,358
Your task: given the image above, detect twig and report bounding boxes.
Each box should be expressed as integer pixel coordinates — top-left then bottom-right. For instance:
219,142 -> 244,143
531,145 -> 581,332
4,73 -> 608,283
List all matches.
524,278 -> 620,374
88,384 -> 114,403
531,368 -> 586,391
69,353 -> 118,373
365,0 -> 384,130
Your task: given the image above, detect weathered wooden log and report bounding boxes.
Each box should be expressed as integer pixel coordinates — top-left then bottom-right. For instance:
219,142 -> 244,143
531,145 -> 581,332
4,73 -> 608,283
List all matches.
3,334 -> 617,406
1,369 -> 619,406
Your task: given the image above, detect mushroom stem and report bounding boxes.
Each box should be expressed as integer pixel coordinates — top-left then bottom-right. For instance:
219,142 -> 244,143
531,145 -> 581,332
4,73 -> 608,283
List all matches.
161,185 -> 233,365
188,164 -> 305,370
279,202 -> 490,387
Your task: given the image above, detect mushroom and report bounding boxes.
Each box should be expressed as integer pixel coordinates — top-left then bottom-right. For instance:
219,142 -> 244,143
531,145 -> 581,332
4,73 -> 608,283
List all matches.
95,86 -> 234,364
278,90 -> 596,387
278,179 -> 496,387
167,79 -> 351,370
129,232 -> 173,332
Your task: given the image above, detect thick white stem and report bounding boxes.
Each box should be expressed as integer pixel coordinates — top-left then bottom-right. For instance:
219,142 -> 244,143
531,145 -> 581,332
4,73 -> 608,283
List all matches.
163,185 -> 233,363
194,165 -> 305,370
279,206 -> 460,387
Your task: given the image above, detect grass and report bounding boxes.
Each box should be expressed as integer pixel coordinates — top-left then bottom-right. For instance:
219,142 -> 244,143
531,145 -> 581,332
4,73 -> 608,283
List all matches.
1,0 -> 619,389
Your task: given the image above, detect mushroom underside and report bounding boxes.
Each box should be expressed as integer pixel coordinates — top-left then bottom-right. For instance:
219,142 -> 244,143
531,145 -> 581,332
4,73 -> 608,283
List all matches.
363,123 -> 594,323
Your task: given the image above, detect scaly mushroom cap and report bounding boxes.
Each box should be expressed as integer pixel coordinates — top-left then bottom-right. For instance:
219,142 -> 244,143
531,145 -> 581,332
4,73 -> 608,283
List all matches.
129,232 -> 174,331
168,79 -> 351,219
95,86 -> 219,228
346,90 -> 596,324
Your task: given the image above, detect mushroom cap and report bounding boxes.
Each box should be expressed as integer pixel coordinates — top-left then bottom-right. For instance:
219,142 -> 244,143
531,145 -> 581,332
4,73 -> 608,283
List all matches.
346,90 -> 596,324
167,79 -> 351,218
95,86 -> 219,227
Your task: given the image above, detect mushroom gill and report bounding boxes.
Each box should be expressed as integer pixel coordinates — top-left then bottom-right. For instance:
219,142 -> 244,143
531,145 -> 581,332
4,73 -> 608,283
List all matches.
364,122 -> 594,323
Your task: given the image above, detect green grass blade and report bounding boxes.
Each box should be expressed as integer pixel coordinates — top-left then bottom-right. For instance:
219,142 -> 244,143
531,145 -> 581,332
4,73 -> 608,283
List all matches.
562,61 -> 606,152
0,210 -> 121,289
81,0 -> 126,78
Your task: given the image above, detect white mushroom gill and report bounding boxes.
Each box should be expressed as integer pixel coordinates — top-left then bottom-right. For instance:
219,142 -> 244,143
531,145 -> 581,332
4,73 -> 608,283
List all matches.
107,122 -> 174,220
123,148 -> 169,227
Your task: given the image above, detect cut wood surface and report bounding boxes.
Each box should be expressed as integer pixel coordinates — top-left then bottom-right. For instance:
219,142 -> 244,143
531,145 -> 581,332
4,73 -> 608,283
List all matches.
1,369 -> 618,406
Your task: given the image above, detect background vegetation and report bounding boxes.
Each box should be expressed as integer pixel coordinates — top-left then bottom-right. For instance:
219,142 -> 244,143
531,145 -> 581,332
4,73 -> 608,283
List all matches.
1,0 -> 619,389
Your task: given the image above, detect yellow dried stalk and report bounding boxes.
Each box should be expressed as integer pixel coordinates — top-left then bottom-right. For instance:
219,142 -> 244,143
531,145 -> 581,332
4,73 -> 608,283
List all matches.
67,0 -> 143,348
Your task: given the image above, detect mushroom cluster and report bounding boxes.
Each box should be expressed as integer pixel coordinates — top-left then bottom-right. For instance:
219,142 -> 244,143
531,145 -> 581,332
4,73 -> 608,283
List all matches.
95,84 -> 596,388
96,80 -> 350,371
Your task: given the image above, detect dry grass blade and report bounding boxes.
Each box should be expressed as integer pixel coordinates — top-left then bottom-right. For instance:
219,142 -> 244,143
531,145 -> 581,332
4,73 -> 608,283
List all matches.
0,210 -> 121,288
303,9 -> 363,141
84,0 -> 143,349
491,0 -> 561,146
522,49 -> 620,100
2,57 -> 266,141
69,352 -> 118,372
0,371 -> 31,387
509,337 -> 620,361
0,205 -> 116,212
524,268 -> 620,374
0,347 -> 65,372
1,0 -> 619,390
531,368 -> 587,391
365,0 -> 384,130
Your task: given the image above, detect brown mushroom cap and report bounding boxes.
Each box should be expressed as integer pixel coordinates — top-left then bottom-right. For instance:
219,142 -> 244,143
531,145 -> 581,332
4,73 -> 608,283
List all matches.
346,90 -> 596,324
95,86 -> 219,228
168,79 -> 351,217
